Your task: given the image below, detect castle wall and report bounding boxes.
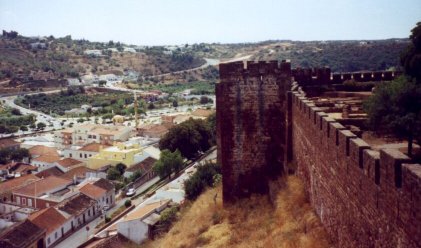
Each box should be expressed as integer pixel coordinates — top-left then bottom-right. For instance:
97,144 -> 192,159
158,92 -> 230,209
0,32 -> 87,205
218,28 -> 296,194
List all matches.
290,87 -> 421,247
216,60 -> 291,203
292,68 -> 401,85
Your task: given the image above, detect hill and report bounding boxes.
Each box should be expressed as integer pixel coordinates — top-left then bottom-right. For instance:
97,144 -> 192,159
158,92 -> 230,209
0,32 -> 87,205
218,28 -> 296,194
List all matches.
144,175 -> 332,248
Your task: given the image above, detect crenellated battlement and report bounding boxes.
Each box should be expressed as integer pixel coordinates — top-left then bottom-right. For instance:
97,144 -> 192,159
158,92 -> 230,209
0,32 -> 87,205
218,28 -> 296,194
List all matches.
217,60 -> 420,247
219,60 -> 291,79
290,85 -> 421,247
292,67 -> 401,85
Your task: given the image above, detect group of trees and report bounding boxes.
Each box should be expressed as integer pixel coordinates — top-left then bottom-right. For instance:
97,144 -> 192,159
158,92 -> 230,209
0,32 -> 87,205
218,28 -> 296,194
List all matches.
153,149 -> 184,179
365,22 -> 421,157
184,161 -> 221,200
159,118 -> 214,160
0,109 -> 36,134
0,147 -> 29,164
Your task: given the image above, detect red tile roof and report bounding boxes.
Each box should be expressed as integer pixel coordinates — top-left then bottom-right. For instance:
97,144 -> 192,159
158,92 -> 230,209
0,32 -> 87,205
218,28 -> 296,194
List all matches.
0,174 -> 39,194
79,143 -> 109,152
126,157 -> 157,173
0,139 -> 20,149
56,158 -> 83,168
28,207 -> 68,235
79,184 -> 106,199
192,108 -> 214,117
0,220 -> 45,248
60,166 -> 94,181
28,145 -> 59,157
32,154 -> 61,163
13,176 -> 72,197
35,166 -> 64,178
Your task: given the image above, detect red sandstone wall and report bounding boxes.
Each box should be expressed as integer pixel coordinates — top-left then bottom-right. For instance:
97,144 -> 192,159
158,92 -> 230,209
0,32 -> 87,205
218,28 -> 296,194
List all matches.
217,60 -> 291,203
290,85 -> 421,247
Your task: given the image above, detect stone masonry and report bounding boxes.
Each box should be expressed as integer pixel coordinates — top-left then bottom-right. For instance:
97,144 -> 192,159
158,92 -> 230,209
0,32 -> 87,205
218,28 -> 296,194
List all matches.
216,60 -> 291,203
217,60 -> 421,247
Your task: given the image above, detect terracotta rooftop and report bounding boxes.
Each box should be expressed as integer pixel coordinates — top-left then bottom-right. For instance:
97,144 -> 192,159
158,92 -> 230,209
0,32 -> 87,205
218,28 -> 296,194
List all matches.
0,139 -> 20,149
0,174 -> 39,194
79,183 -> 106,199
192,108 -> 214,117
28,207 -> 68,235
79,143 -> 110,152
58,193 -> 96,216
123,200 -> 170,222
56,158 -> 83,168
0,162 -> 37,174
0,220 -> 45,248
28,145 -> 59,157
32,154 -> 61,163
93,178 -> 114,191
13,176 -> 72,197
35,166 -> 64,178
126,157 -> 157,173
60,166 -> 94,181
85,233 -> 133,248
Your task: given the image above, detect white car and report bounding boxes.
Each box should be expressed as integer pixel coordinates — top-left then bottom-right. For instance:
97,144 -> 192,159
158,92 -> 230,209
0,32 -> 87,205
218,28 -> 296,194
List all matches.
126,188 -> 135,197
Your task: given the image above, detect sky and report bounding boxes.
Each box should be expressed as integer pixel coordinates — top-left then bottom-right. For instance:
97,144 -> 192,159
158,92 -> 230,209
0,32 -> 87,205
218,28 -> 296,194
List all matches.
0,0 -> 420,46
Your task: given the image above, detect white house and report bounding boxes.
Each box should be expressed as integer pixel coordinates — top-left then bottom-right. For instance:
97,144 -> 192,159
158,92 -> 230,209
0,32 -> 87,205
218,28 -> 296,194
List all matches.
117,199 -> 170,244
28,207 -> 73,248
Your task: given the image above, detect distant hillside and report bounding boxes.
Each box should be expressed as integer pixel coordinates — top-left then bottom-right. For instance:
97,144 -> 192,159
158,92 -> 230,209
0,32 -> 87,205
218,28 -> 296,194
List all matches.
251,40 -> 409,72
0,32 -> 205,81
0,31 -> 409,88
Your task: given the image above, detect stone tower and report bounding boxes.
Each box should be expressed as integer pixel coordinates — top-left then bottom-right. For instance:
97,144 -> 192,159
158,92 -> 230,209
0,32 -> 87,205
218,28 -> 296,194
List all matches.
216,60 -> 292,203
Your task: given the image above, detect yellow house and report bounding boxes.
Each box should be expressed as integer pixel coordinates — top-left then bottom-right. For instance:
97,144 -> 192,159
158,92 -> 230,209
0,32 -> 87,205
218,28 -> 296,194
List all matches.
87,143 -> 142,169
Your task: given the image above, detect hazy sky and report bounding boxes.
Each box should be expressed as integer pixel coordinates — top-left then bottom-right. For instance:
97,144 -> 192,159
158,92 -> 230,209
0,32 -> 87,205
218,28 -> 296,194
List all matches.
0,0 -> 420,45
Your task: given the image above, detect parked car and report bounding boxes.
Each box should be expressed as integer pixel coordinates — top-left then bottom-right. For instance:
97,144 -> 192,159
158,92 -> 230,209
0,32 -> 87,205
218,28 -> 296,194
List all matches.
126,188 -> 135,197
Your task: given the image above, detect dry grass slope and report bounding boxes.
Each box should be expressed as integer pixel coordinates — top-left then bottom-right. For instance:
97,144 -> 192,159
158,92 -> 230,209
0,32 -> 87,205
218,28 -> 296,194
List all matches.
142,175 -> 332,248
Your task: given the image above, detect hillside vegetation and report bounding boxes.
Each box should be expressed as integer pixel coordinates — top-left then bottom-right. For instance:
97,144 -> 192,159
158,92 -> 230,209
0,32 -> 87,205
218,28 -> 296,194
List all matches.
0,34 -> 205,81
144,175 -> 332,248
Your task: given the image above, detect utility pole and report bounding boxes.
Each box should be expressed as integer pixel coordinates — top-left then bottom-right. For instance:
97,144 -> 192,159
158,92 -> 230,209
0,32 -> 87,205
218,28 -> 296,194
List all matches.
134,91 -> 139,128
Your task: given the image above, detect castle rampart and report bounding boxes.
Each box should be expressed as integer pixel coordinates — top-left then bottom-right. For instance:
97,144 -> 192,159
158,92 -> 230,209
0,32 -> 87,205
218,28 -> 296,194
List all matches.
290,85 -> 421,247
217,60 -> 420,247
216,60 -> 291,203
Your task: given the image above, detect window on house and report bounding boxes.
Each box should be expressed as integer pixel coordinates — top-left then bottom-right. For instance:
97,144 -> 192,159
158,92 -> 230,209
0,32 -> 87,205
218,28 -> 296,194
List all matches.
28,199 -> 32,207
84,154 -> 87,159
48,238 -> 50,244
70,153 -> 72,158
16,196 -> 20,204
22,198 -> 26,205
55,232 -> 58,239
80,154 -> 82,158
88,209 -> 90,216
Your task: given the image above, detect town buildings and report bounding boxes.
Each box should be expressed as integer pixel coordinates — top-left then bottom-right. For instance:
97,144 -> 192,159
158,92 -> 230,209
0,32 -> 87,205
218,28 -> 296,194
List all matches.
54,124 -> 133,148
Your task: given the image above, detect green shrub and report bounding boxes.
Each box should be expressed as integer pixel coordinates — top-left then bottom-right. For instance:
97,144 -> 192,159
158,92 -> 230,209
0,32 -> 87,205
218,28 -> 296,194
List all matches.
124,200 -> 132,208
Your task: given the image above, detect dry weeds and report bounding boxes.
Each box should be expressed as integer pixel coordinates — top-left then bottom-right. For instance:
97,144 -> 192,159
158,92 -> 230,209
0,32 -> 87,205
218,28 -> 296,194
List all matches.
142,175 -> 332,248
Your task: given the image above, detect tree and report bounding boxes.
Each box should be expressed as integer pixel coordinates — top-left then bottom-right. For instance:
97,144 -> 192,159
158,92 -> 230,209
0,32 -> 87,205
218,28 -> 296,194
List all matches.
159,118 -> 212,159
36,122 -> 46,130
116,163 -> 127,175
200,96 -> 211,104
364,76 -> 421,157
148,102 -> 155,110
172,100 -> 178,108
129,170 -> 142,182
11,108 -> 21,115
365,23 -> 421,157
153,149 -> 184,179
400,22 -> 421,83
107,167 -> 121,180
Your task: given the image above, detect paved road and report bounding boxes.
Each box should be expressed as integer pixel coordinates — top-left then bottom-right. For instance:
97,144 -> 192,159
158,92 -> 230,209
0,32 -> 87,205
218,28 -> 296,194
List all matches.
0,93 -> 63,138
